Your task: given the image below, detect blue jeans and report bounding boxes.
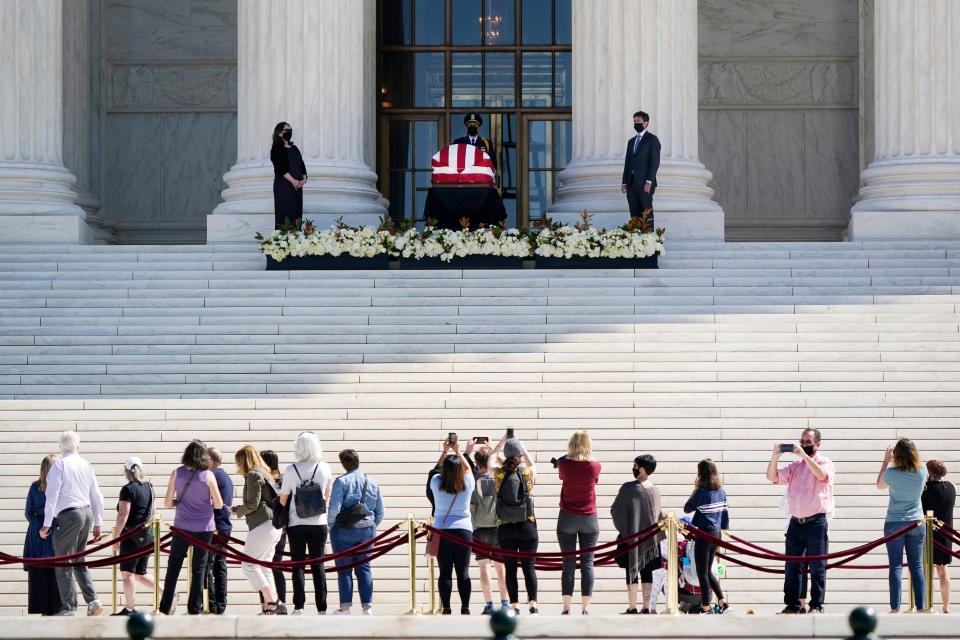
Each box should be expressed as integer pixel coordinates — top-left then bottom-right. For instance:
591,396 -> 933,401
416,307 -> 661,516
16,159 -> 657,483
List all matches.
884,521 -> 925,611
784,514 -> 828,610
330,526 -> 376,607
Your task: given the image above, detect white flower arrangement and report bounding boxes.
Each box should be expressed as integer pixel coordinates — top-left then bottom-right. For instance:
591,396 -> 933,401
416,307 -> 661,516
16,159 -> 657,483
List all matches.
256,213 -> 664,264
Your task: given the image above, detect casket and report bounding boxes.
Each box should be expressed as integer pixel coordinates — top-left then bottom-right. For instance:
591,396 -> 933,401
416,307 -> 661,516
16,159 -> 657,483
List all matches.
431,144 -> 496,187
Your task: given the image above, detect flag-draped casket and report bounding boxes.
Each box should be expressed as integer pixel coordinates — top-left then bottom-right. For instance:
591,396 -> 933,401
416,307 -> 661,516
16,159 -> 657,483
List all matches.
431,144 -> 496,187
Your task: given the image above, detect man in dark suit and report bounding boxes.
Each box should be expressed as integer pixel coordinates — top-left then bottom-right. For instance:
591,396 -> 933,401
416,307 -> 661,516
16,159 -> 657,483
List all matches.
621,110 -> 661,221
453,113 -> 497,172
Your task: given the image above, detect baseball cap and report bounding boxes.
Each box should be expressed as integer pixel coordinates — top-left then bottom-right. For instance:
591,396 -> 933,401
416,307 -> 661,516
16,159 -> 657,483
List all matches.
124,456 -> 143,471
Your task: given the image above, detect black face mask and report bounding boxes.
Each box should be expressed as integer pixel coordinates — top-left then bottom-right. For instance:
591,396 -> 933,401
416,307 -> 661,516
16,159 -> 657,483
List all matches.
281,130 -> 292,141
801,444 -> 817,456
634,123 -> 645,133
467,126 -> 479,137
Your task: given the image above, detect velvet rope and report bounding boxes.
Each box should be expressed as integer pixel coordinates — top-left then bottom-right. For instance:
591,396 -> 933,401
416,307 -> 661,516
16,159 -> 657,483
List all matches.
219,522 -> 402,561
683,522 -> 919,563
422,522 -> 662,560
0,522 -> 153,568
933,539 -> 960,561
169,525 -> 412,572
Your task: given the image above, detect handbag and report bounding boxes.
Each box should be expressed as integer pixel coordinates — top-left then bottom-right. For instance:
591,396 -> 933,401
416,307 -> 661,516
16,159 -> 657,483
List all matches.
264,476 -> 288,530
334,477 -> 370,528
425,490 -> 457,559
293,463 -> 327,518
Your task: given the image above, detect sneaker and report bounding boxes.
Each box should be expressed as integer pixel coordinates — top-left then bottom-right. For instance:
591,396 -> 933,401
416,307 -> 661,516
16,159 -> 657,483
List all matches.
809,606 -> 824,614
362,607 -> 373,616
714,602 -> 730,615
54,610 -> 76,616
334,608 -> 352,615
110,608 -> 133,617
87,601 -> 103,617
291,609 -> 303,616
274,603 -> 288,616
528,606 -> 539,616
779,605 -> 802,615
170,593 -> 179,616
481,604 -> 495,615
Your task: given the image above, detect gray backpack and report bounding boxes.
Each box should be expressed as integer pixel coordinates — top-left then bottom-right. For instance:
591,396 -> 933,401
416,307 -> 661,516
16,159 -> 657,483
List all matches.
471,475 -> 499,529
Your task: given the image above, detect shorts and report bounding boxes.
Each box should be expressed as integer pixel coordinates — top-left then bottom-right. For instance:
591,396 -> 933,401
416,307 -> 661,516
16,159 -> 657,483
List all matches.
119,538 -> 151,575
473,526 -> 499,561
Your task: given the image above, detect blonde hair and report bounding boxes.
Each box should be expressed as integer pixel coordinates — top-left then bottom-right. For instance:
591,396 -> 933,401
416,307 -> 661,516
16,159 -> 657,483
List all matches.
38,455 -> 57,493
566,430 -> 593,461
234,445 -> 271,476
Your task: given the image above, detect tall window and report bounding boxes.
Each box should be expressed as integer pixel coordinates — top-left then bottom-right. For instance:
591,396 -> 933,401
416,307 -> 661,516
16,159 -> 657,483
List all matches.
378,0 -> 572,228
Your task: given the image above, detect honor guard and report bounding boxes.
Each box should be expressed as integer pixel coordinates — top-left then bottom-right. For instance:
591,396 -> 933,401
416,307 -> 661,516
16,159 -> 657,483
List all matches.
454,113 -> 497,171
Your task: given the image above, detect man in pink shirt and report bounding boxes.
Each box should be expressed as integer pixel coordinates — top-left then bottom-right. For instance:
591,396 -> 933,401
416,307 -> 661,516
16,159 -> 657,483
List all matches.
766,428 -> 834,614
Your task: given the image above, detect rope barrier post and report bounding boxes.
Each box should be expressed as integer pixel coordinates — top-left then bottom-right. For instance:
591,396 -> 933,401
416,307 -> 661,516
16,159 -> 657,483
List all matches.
665,513 -> 680,615
152,517 -> 161,613
923,511 -> 935,612
406,514 -> 419,615
112,527 -> 119,614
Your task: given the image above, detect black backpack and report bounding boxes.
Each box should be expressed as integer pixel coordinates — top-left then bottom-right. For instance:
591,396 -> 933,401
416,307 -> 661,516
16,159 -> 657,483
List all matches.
292,463 -> 327,518
496,469 -> 531,524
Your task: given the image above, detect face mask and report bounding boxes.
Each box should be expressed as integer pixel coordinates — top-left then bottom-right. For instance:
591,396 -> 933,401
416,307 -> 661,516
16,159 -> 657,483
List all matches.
632,467 -> 640,479
634,123 -> 644,133
802,444 -> 816,456
281,130 -> 292,141
467,126 -> 479,137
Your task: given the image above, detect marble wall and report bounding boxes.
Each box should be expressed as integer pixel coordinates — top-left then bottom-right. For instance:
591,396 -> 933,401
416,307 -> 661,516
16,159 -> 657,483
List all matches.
100,0 -> 237,242
697,0 -> 860,240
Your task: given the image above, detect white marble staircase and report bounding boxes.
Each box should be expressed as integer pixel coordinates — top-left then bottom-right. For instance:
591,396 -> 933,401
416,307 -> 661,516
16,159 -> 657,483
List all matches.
1,240 -> 959,616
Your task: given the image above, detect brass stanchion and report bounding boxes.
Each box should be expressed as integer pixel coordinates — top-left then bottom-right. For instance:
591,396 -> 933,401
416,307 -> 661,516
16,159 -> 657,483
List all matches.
406,514 -> 419,615
152,516 -> 161,613
665,513 -> 680,615
923,511 -> 935,612
111,527 -> 118,614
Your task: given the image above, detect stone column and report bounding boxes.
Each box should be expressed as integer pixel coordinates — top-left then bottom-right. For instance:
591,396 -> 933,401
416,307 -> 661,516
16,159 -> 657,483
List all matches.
209,0 -> 386,242
0,0 -> 89,243
549,0 -> 723,238
848,0 -> 960,239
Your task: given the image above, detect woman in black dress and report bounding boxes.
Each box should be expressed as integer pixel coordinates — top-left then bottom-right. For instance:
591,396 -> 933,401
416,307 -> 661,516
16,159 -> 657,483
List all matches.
922,459 -> 956,613
24,455 -> 61,615
270,122 -> 307,229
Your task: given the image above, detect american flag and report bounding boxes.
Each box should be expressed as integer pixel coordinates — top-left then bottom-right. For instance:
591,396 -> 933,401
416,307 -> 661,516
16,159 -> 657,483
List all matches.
431,144 -> 496,186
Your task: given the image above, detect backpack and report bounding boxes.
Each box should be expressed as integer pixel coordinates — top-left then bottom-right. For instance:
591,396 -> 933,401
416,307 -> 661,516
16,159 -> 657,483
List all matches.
292,463 -> 327,518
496,469 -> 530,524
471,475 -> 499,529
262,474 -> 287,530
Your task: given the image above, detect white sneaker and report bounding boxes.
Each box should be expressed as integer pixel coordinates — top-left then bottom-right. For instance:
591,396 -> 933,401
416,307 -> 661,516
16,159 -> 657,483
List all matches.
87,601 -> 103,617
291,609 -> 303,616
333,608 -> 351,615
362,607 -> 373,616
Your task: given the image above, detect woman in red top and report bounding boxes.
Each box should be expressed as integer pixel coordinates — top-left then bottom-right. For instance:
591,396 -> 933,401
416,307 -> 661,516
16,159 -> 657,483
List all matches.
555,431 -> 601,614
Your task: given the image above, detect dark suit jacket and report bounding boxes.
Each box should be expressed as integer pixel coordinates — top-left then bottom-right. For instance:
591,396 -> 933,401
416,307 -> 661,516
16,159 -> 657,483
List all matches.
621,132 -> 661,189
453,135 -> 497,170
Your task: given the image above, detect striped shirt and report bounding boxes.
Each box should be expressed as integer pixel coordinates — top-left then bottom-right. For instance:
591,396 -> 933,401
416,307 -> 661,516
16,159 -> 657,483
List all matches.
684,487 -> 730,531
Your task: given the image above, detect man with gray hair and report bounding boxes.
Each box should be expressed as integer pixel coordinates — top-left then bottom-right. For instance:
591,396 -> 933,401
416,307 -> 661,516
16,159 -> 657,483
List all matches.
39,431 -> 105,616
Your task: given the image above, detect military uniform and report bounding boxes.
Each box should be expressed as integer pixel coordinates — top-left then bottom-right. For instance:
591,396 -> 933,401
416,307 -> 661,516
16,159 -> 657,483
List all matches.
453,113 -> 497,171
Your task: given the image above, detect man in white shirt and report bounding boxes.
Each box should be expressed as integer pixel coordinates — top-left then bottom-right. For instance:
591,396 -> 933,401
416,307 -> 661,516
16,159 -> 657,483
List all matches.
39,431 -> 105,616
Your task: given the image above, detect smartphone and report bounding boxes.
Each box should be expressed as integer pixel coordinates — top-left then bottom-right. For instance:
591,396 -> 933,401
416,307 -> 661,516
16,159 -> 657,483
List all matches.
506,427 -> 515,438
447,432 -> 458,445
779,443 -> 795,453
473,436 -> 489,444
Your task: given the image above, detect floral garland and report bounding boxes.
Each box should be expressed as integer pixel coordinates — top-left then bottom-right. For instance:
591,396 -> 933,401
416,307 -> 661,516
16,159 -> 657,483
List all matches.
257,214 -> 664,263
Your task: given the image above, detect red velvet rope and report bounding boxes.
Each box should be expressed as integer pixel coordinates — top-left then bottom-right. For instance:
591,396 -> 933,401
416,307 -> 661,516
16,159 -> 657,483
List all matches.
423,522 -> 662,560
169,524 -> 412,572
933,539 -> 960,560
1,522 -> 155,568
683,522 -> 919,562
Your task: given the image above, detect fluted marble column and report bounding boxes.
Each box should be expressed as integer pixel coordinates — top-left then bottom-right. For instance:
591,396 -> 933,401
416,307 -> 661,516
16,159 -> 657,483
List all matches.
0,0 -> 89,243
209,0 -> 386,242
849,0 -> 960,238
549,0 -> 723,238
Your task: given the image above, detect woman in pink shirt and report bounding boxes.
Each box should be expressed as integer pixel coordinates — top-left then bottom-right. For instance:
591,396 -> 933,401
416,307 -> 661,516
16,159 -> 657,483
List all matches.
555,431 -> 601,615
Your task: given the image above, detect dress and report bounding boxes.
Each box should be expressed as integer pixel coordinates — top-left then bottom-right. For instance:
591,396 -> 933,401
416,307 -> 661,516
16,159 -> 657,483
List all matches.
271,144 -> 307,228
922,480 -> 956,565
24,481 -> 61,615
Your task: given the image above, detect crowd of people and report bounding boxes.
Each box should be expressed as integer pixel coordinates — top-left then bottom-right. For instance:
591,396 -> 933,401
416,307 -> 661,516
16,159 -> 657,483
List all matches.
21,428 -> 957,617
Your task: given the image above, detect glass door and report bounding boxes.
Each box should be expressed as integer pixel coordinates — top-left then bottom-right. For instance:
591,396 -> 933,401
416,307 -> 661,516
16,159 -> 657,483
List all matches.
379,115 -> 445,224
521,115 -> 571,227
